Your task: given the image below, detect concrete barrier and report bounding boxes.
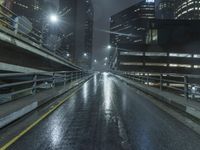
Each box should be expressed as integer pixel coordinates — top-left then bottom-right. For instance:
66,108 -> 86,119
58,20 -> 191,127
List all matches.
0,102 -> 38,128
0,75 -> 93,128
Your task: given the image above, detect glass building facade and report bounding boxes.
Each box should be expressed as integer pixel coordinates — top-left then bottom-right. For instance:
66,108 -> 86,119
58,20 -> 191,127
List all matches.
110,0 -> 155,47
175,0 -> 200,19
156,0 -> 175,19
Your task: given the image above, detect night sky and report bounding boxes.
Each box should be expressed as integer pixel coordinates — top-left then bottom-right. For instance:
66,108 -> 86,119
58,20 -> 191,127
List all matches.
92,0 -> 141,68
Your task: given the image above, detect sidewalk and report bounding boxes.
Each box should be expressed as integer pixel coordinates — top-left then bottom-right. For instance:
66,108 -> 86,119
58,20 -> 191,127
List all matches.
0,75 -> 92,128
114,75 -> 200,120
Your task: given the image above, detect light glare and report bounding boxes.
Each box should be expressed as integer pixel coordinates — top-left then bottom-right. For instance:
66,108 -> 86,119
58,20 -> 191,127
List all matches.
50,14 -> 58,23
107,45 -> 112,49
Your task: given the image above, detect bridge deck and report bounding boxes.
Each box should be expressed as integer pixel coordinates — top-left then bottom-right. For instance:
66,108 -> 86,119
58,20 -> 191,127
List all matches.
1,73 -> 200,150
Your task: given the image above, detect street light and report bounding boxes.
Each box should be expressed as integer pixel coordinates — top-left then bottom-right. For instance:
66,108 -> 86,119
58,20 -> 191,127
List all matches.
49,14 -> 59,23
107,45 -> 112,49
67,53 -> 70,57
83,53 -> 88,57
105,57 -> 108,61
104,63 -> 107,66
94,59 -> 97,63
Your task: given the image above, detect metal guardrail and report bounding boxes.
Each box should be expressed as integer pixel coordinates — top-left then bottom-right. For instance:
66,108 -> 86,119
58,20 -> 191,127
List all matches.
114,71 -> 200,100
0,71 -> 91,103
0,4 -> 71,60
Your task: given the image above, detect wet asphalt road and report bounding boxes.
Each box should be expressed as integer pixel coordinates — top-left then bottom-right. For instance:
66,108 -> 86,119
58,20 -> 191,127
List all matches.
8,73 -> 200,150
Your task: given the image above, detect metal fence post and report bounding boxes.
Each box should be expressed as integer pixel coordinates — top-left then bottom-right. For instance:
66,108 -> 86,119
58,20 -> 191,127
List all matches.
64,72 -> 67,87
141,74 -> 143,84
14,18 -> 19,35
52,73 -> 55,88
147,73 -> 149,86
160,74 -> 163,90
32,75 -> 37,95
80,72 -> 82,79
71,72 -> 73,83
184,76 -> 189,100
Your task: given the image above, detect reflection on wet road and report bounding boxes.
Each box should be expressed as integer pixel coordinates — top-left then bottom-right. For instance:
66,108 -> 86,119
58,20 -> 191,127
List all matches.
8,73 -> 200,150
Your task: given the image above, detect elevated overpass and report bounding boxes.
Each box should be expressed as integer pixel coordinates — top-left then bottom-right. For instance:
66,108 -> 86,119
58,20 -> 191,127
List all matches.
0,5 -> 81,73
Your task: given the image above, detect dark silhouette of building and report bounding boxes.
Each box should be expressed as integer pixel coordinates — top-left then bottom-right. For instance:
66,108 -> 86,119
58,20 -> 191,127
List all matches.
75,0 -> 94,69
156,0 -> 175,19
58,0 -> 77,61
109,1 -> 200,75
59,0 -> 94,69
110,19 -> 200,75
110,0 -> 155,47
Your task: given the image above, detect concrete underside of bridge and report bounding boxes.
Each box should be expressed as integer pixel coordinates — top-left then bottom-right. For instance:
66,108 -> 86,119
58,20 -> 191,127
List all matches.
0,28 -> 80,73
0,73 -> 200,150
0,41 -> 75,72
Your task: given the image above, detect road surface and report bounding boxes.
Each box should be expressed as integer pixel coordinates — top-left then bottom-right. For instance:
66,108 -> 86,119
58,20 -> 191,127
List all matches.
6,73 -> 200,150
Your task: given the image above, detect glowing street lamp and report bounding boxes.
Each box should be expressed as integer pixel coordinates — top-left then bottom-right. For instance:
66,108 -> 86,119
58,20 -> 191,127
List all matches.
94,59 -> 97,63
49,14 -> 59,23
107,45 -> 112,49
105,57 -> 108,61
83,53 -> 88,57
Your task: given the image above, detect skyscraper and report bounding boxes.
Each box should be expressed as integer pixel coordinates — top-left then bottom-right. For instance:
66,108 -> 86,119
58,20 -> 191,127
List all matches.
12,0 -> 43,29
59,0 -> 78,61
175,0 -> 200,19
156,0 -> 175,19
11,0 -> 94,68
110,0 -> 155,47
75,0 -> 94,69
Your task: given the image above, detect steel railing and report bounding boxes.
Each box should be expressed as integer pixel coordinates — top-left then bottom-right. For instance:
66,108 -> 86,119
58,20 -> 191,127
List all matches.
114,71 -> 200,101
0,4 -> 71,60
0,71 -> 92,104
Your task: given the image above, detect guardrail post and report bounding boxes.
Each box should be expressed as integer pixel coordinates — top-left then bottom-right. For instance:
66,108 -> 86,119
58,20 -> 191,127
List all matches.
147,73 -> 149,86
52,73 -> 55,88
14,18 -> 19,35
70,72 -> 73,83
81,72 -> 84,79
64,72 -> 67,87
184,76 -> 189,100
141,74 -> 143,84
160,74 -> 163,90
78,72 -> 80,79
32,75 -> 37,95
39,35 -> 43,46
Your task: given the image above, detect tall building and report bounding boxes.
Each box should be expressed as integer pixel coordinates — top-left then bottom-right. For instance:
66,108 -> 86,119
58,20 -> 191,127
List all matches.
156,0 -> 175,19
75,0 -> 94,69
12,0 -> 45,30
175,0 -> 200,19
59,0 -> 78,61
110,0 -> 155,47
11,0 -> 94,69
109,19 -> 200,75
